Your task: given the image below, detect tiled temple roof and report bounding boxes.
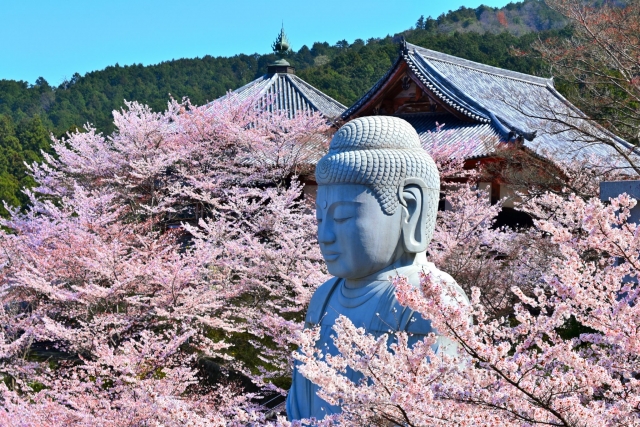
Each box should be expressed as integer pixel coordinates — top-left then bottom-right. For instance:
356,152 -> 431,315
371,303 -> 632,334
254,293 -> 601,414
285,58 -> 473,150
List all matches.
344,42 -> 639,168
213,72 -> 346,120
399,113 -> 501,158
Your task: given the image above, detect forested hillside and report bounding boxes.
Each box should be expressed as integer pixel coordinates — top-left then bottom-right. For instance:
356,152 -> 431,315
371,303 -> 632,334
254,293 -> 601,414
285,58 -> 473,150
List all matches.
415,0 -> 565,35
0,0 -> 567,215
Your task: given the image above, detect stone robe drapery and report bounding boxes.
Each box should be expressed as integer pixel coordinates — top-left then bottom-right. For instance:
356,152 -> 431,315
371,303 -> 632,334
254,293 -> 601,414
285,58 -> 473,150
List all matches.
286,261 -> 467,421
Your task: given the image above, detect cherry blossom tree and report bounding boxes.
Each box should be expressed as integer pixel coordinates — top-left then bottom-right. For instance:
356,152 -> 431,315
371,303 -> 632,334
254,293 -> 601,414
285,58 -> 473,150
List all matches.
3,90 -> 639,426
290,155 -> 640,426
0,95 -> 329,425
424,126 -> 558,319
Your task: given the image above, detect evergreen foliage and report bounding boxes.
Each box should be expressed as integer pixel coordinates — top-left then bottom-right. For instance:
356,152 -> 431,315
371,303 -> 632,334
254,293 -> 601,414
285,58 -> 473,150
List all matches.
0,0 -> 567,215
0,114 -> 49,216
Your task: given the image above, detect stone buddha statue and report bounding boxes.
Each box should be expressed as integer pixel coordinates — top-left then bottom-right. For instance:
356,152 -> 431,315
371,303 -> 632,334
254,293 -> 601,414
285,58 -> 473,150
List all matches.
286,116 -> 469,421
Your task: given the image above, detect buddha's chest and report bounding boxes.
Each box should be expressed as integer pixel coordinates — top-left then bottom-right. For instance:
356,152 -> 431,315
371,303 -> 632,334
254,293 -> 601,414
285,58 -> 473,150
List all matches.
319,288 -> 385,331
317,281 -> 431,335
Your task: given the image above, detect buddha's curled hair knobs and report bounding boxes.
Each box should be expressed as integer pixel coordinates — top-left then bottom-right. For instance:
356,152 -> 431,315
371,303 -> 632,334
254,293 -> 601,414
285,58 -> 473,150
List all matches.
316,116 -> 440,215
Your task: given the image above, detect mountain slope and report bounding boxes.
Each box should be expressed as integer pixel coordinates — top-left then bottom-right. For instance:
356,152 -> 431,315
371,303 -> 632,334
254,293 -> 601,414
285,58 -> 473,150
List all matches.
0,0 -> 567,214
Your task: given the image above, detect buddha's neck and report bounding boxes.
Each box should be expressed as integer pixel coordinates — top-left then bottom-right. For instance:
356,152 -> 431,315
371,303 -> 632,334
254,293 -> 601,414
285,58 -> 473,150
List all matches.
344,252 -> 428,289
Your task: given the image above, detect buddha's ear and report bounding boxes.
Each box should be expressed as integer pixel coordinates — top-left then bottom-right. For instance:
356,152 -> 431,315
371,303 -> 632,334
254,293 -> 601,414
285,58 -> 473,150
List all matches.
398,178 -> 430,253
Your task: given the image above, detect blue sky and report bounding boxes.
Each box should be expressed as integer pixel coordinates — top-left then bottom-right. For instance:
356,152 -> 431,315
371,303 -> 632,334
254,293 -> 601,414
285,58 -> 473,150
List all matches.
1,0 -> 511,86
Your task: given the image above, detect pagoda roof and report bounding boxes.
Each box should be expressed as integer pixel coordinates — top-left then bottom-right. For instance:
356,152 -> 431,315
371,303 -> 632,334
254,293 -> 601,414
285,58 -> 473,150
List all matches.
343,41 -> 638,169
218,72 -> 346,120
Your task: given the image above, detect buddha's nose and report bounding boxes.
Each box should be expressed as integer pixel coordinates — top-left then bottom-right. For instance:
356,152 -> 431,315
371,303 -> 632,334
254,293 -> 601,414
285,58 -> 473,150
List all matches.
317,218 -> 336,244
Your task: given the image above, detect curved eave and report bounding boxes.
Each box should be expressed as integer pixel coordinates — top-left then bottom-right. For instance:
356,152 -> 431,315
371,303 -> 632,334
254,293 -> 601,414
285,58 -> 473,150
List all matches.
405,50 -> 491,124
406,42 -> 552,140
341,48 -> 497,128
341,55 -> 405,120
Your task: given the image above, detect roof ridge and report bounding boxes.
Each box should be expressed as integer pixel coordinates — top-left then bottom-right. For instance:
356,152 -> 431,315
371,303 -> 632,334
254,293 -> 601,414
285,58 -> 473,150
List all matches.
263,73 -> 281,97
288,74 -> 347,109
408,51 -> 530,140
406,42 -> 552,87
231,74 -> 269,94
406,51 -> 490,123
222,72 -> 345,118
281,74 -> 318,113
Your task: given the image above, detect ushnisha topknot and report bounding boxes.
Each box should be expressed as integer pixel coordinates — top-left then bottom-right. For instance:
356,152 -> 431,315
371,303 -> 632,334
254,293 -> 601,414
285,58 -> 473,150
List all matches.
316,116 -> 440,215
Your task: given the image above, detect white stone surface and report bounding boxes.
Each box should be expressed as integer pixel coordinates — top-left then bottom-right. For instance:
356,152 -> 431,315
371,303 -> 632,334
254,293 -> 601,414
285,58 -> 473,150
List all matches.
287,116 -> 469,421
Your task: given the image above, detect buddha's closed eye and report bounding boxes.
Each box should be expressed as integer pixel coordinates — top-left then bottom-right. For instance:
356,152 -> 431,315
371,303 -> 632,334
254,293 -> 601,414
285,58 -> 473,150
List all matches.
333,216 -> 352,223
333,204 -> 357,221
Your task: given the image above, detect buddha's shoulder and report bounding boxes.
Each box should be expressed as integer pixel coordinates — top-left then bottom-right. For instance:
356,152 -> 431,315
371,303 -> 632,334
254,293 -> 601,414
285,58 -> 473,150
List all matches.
310,276 -> 340,302
306,277 -> 341,325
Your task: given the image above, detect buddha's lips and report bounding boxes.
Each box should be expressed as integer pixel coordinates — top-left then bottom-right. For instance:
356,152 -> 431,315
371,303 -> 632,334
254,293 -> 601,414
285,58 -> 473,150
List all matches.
322,252 -> 340,262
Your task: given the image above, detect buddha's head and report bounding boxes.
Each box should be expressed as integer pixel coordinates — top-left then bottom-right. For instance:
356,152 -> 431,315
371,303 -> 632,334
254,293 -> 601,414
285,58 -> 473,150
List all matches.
315,116 -> 440,280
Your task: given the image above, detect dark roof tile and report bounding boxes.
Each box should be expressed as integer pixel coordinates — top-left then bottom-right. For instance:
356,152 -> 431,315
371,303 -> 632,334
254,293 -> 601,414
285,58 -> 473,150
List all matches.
344,42 -> 638,169
211,73 -> 346,119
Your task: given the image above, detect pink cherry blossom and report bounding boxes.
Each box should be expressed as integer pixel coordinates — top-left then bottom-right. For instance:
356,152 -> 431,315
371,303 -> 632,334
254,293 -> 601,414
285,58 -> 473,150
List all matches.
0,95 -> 328,425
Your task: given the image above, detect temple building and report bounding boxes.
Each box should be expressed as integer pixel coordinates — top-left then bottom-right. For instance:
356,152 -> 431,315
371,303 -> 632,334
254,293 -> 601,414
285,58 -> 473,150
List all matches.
214,27 -> 346,120
339,40 -> 637,219
343,40 -> 634,162
221,32 -> 637,224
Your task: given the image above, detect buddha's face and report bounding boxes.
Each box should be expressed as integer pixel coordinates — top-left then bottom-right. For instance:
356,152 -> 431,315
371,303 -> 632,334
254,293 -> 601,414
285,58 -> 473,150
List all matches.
316,184 -> 404,279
